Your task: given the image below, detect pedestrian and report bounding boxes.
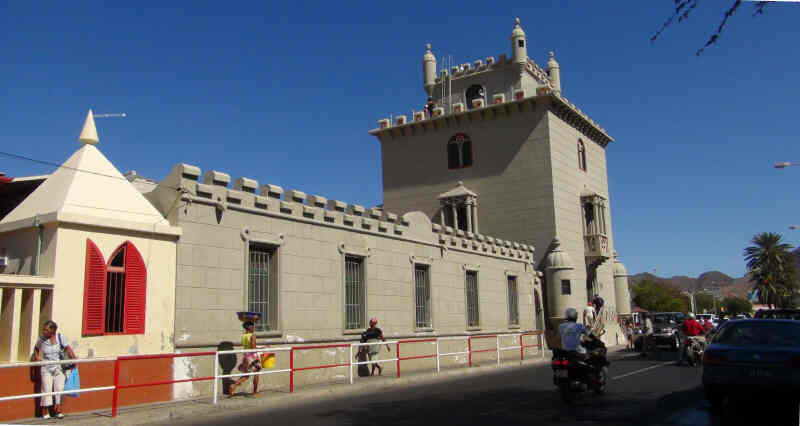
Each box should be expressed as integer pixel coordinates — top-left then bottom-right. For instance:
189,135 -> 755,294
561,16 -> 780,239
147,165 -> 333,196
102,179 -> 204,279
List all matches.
641,313 -> 654,357
592,294 -> 605,311
229,321 -> 261,396
625,320 -> 634,351
34,320 -> 75,419
582,301 -> 595,327
361,317 -> 391,376
425,97 -> 435,118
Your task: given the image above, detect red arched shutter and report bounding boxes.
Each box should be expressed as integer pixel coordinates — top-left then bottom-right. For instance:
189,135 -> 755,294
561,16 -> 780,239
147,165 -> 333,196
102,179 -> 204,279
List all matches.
82,239 -> 107,336
123,242 -> 147,334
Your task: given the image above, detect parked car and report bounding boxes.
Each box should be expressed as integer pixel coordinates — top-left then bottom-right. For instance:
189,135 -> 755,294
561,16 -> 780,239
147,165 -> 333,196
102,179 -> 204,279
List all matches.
754,309 -> 800,320
648,312 -> 685,351
702,319 -> 800,408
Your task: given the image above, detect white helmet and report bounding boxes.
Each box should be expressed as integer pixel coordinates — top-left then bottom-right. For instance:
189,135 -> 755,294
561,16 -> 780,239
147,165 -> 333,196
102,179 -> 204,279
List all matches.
565,308 -> 578,321
688,313 -> 695,319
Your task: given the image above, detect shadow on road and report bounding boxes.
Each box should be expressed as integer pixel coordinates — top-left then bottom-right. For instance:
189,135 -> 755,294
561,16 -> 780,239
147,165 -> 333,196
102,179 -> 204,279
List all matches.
652,385 -> 799,426
316,387 -> 666,426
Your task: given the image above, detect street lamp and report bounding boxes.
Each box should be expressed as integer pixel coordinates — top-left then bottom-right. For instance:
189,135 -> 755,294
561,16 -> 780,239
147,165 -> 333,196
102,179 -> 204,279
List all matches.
775,162 -> 800,169
790,225 -> 799,230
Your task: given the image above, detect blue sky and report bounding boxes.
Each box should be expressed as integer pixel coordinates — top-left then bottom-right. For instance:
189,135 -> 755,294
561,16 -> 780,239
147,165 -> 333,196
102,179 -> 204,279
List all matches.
2,1 -> 799,279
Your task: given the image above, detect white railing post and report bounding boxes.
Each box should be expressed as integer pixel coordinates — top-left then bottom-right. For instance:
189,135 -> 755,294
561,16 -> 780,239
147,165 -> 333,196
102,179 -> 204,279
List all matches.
212,351 -> 219,405
540,334 -> 545,359
436,339 -> 440,373
349,344 -> 354,385
496,335 -> 501,367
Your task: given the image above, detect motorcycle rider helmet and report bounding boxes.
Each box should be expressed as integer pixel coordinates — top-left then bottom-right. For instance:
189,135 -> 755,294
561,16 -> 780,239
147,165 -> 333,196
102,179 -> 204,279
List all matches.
687,313 -> 695,319
565,308 -> 578,321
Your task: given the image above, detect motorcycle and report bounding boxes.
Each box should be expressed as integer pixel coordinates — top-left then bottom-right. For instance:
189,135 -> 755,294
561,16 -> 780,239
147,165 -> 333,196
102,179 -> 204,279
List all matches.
679,336 -> 705,367
551,334 -> 610,403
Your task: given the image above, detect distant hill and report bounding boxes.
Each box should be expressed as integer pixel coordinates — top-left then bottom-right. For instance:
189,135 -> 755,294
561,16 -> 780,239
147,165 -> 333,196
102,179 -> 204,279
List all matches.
629,249 -> 800,301
628,270 -> 750,299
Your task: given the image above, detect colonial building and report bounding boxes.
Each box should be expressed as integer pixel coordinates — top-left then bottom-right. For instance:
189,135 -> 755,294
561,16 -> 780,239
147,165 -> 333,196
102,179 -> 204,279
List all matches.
371,18 -> 631,328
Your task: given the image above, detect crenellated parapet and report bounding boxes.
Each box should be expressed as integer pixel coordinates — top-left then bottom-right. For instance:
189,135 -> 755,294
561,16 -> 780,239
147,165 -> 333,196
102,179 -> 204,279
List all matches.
371,75 -> 613,147
160,164 -> 535,263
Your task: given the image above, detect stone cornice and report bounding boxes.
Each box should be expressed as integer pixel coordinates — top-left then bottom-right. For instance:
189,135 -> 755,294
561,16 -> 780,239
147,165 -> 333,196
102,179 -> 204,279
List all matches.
369,91 -> 613,148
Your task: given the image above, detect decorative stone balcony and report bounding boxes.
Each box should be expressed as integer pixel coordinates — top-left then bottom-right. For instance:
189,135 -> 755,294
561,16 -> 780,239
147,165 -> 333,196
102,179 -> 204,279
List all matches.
584,233 -> 610,261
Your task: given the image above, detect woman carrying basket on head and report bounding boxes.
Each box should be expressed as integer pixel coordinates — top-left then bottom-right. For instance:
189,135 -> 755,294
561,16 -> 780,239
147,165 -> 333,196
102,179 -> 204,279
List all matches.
229,321 -> 261,396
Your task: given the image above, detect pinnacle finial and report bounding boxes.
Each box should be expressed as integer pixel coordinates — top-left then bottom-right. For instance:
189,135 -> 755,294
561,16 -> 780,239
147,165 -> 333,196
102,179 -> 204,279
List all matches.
78,109 -> 99,145
549,51 -> 555,58
514,17 -> 520,26
426,43 -> 431,51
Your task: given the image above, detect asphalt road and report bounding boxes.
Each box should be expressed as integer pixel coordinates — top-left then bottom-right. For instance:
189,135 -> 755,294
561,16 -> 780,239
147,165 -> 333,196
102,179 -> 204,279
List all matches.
162,350 -> 800,426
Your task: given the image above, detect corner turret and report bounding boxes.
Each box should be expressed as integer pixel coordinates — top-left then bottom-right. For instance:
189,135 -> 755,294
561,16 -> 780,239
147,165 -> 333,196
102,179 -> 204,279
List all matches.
546,51 -> 561,94
510,18 -> 528,73
422,43 -> 437,96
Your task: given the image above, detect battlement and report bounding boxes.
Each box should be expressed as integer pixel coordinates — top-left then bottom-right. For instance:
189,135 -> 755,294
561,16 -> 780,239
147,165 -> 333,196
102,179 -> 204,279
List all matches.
163,164 -> 535,262
371,89 -> 613,147
433,55 -> 551,88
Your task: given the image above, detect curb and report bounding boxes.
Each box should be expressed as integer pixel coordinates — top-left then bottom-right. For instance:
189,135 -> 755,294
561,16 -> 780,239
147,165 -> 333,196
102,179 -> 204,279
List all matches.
27,352 -> 554,426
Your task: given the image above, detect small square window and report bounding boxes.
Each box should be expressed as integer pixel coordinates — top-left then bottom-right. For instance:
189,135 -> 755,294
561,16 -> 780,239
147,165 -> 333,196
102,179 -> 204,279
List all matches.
518,40 -> 525,48
561,279 -> 571,295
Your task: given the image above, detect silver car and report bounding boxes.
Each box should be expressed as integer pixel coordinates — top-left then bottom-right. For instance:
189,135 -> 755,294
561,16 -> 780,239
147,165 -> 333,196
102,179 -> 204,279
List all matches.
702,319 -> 800,407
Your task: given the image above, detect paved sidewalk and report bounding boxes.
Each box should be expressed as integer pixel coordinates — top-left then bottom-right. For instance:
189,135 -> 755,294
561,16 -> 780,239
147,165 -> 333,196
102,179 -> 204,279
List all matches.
13,350 -> 562,426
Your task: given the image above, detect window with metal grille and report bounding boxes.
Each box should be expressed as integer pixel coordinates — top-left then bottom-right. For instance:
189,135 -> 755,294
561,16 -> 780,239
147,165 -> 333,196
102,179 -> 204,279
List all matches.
465,270 -> 479,327
82,239 -> 147,336
507,276 -> 519,326
248,243 -> 277,331
414,264 -> 431,329
345,256 -> 365,330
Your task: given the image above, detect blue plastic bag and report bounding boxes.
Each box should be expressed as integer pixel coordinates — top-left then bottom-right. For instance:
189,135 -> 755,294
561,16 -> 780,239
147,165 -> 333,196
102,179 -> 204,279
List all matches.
64,367 -> 80,398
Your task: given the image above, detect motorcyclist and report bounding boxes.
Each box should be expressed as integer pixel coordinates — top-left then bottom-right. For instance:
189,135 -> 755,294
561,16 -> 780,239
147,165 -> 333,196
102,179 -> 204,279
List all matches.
682,313 -> 706,342
559,307 -> 589,357
681,313 -> 706,362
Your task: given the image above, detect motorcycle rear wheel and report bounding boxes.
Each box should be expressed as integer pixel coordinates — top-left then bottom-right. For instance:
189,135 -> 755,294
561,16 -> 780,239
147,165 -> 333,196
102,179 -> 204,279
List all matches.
559,383 -> 575,404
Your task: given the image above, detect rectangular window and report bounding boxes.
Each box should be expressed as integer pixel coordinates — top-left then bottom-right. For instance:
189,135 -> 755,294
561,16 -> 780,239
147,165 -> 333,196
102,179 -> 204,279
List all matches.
466,270 -> 479,327
345,256 -> 365,330
507,276 -> 519,326
414,264 -> 432,329
248,243 -> 277,331
561,279 -> 571,295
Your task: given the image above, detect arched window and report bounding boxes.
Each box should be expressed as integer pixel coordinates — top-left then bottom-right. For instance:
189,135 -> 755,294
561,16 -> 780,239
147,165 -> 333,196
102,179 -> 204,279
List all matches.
577,140 -> 587,172
82,239 -> 147,335
447,133 -> 473,169
465,85 -> 485,109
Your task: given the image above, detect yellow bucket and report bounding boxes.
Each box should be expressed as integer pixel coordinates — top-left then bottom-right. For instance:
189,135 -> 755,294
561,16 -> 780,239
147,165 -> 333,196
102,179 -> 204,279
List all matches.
260,352 -> 276,368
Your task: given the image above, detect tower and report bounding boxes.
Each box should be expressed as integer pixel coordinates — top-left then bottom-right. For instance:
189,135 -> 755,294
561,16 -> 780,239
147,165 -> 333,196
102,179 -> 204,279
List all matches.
370,19 -> 620,333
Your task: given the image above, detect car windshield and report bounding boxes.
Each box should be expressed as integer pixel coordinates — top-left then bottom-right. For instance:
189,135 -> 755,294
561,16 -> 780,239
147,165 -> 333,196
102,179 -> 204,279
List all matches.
651,313 -> 684,324
713,322 -> 800,347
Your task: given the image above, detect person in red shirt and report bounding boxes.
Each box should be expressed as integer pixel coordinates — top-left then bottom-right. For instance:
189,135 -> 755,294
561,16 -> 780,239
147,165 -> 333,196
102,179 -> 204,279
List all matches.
682,313 -> 706,344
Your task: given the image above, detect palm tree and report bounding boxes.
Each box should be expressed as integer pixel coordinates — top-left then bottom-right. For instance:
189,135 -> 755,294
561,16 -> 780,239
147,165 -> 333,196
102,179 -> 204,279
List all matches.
744,232 -> 797,309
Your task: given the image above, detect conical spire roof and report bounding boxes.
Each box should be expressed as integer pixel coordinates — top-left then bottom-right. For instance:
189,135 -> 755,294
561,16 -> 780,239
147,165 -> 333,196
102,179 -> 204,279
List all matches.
0,114 -> 178,235
78,109 -> 99,145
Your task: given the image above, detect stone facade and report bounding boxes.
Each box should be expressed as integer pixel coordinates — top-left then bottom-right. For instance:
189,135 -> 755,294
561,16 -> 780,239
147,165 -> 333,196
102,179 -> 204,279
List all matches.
147,164 -> 542,349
